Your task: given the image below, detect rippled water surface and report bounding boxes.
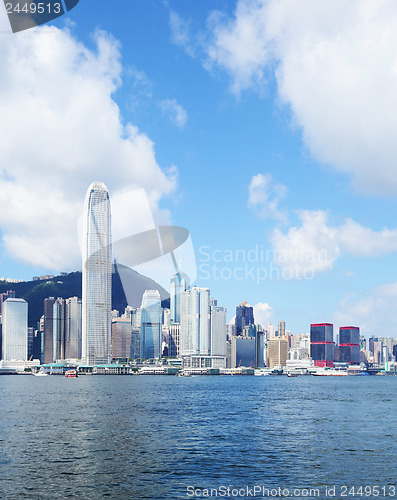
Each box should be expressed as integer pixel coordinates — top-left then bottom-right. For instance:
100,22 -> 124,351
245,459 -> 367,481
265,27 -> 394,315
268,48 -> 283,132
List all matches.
0,375 -> 396,499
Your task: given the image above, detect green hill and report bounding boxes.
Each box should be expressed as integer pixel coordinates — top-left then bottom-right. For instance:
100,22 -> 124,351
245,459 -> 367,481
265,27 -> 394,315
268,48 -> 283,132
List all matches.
0,265 -> 170,327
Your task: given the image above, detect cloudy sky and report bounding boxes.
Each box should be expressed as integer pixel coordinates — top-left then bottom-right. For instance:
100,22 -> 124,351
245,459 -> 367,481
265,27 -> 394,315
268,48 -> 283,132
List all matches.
1,0 -> 397,337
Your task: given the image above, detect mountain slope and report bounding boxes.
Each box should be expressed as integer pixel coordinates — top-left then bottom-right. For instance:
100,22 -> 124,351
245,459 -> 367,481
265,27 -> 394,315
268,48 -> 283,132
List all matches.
0,265 -> 170,327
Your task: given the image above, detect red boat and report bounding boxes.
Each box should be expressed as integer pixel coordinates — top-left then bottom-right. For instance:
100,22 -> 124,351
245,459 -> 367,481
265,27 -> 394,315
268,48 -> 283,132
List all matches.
65,369 -> 78,378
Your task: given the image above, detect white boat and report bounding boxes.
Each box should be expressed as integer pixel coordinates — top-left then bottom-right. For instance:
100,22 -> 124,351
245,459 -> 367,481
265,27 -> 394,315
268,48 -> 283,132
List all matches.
312,369 -> 348,377
33,371 -> 48,377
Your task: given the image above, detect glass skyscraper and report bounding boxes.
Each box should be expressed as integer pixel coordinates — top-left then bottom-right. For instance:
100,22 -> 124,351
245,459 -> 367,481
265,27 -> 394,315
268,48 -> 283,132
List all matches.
180,287 -> 211,356
339,326 -> 360,364
82,182 -> 112,365
140,290 -> 162,359
235,300 -> 254,336
2,298 -> 28,361
310,323 -> 334,367
170,268 -> 190,322
210,305 -> 227,356
65,297 -> 82,360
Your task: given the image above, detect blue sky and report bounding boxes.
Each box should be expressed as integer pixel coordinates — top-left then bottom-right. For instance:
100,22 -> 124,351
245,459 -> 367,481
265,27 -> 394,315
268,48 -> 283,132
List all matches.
1,0 -> 397,337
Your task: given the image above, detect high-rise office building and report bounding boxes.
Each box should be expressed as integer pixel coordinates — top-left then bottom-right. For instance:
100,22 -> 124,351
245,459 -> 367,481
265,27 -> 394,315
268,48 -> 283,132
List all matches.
0,290 -> 15,315
369,336 -> 376,354
235,300 -> 254,336
140,290 -> 162,359
277,320 -> 285,337
111,317 -> 132,359
53,298 -> 66,361
43,296 -> 82,363
180,287 -> 211,356
339,326 -> 360,364
65,297 -> 82,360
267,336 -> 289,368
170,268 -> 190,322
310,323 -> 334,367
168,322 -> 180,358
43,297 -> 56,364
231,336 -> 256,368
82,182 -> 112,365
2,298 -> 28,361
210,305 -> 227,357
266,321 -> 276,339
373,341 -> 383,365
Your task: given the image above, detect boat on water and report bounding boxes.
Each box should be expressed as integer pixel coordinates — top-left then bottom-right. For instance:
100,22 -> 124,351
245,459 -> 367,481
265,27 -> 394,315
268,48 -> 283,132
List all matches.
287,373 -> 298,377
33,371 -> 48,377
65,369 -> 78,378
312,370 -> 348,377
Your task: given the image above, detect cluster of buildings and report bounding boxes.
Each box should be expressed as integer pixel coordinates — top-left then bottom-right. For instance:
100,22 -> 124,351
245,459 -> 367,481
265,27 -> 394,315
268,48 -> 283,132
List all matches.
1,181 -> 397,375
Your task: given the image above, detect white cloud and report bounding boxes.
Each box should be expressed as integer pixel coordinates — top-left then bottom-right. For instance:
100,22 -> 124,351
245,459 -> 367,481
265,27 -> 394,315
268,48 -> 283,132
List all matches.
335,283 -> 397,336
205,0 -> 397,194
248,173 -> 287,221
270,210 -> 397,277
160,98 -> 188,128
0,26 -> 177,270
253,301 -> 273,326
270,210 -> 340,277
169,10 -> 195,57
206,1 -> 270,94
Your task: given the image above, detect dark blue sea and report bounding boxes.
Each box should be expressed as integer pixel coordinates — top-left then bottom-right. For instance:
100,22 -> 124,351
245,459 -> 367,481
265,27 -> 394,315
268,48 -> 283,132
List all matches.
1,375 -> 396,499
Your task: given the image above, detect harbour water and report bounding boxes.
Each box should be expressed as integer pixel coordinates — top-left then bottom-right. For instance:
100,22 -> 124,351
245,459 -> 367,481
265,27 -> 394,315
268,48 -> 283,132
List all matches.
1,375 -> 396,499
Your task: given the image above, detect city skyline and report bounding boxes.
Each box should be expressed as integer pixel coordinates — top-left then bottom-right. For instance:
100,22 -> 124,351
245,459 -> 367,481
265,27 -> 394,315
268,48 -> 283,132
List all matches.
1,2 -> 397,339
2,254 -> 397,373
1,4 -> 396,499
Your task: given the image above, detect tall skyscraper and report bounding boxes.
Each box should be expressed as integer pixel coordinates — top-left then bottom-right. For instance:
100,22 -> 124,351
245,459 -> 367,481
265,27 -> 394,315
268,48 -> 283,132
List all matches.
0,290 -> 15,315
53,298 -> 66,361
111,317 -> 132,359
267,337 -> 289,368
82,182 -> 112,365
43,297 -> 56,364
2,298 -> 28,361
210,305 -> 227,357
235,300 -> 254,336
339,326 -> 360,365
231,336 -> 256,368
310,323 -> 334,367
180,287 -> 210,356
277,320 -> 285,337
65,297 -> 82,360
170,267 -> 190,322
168,322 -> 180,358
140,290 -> 162,359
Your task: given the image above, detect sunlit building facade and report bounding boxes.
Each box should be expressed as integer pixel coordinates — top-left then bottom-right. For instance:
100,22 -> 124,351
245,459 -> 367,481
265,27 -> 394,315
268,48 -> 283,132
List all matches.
180,287 -> 211,356
82,182 -> 112,365
170,268 -> 190,322
2,298 -> 28,361
140,290 -> 162,359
